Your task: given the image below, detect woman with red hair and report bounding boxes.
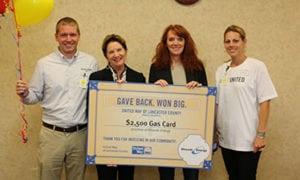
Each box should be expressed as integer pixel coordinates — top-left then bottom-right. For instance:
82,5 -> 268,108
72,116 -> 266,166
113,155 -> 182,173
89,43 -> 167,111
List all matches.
149,24 -> 208,180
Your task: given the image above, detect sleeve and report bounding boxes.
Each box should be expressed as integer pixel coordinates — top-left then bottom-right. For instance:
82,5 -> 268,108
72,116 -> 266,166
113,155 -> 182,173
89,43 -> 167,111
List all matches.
23,61 -> 44,104
127,67 -> 146,83
139,73 -> 146,83
148,64 -> 158,83
199,65 -> 208,86
256,62 -> 278,103
89,71 -> 98,80
215,67 -> 222,105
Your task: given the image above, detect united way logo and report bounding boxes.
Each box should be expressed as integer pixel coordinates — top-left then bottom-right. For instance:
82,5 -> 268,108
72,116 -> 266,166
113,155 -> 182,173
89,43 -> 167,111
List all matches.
132,146 -> 152,155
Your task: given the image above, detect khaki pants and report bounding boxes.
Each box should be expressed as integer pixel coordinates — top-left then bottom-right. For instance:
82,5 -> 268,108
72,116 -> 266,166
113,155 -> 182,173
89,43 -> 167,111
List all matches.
39,126 -> 87,180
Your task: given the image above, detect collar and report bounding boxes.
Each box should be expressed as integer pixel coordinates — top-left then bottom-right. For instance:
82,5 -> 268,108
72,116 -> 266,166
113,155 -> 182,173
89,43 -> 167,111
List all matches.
106,64 -> 127,81
56,48 -> 79,61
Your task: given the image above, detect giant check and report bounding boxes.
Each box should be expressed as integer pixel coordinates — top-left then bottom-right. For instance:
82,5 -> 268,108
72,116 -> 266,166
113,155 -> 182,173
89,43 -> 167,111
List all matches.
86,81 -> 216,169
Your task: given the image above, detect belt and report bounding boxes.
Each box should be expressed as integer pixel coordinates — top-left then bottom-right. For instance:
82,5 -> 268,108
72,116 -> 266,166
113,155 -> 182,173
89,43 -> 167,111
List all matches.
42,122 -> 87,133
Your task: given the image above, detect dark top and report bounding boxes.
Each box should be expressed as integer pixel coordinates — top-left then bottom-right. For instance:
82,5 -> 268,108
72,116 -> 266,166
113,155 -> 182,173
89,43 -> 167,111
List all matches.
89,65 -> 146,83
87,65 -> 145,116
88,65 -> 144,177
148,64 -> 208,86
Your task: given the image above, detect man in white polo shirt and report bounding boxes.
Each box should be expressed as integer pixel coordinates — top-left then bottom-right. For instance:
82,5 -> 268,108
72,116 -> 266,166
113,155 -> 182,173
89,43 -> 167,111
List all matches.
16,17 -> 98,180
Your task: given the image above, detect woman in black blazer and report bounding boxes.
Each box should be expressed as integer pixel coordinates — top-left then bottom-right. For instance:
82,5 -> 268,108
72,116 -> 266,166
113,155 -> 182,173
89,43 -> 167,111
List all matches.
149,25 -> 207,180
89,34 -> 145,180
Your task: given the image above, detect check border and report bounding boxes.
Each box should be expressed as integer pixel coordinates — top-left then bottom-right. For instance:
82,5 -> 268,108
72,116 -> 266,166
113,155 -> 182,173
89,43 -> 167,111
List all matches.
86,81 -> 216,169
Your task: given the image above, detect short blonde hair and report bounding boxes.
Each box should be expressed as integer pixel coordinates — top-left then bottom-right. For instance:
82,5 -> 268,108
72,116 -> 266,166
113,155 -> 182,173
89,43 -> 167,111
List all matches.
55,17 -> 80,35
224,25 -> 246,42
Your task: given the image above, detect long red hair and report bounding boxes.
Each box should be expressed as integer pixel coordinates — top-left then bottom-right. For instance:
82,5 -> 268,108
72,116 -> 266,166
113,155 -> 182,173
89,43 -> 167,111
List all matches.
152,24 -> 204,72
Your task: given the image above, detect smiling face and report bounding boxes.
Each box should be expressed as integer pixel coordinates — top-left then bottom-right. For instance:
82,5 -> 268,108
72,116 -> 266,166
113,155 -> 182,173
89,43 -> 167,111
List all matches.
166,30 -> 185,58
55,24 -> 80,59
106,41 -> 127,70
224,31 -> 247,59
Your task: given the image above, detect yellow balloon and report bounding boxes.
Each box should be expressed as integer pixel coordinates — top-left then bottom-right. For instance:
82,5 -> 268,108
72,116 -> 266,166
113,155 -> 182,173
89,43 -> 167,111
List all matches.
13,0 -> 54,27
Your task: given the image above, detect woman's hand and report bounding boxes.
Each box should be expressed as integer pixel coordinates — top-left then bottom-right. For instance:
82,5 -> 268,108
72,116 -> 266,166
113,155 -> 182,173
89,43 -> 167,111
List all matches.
253,137 -> 266,153
186,81 -> 202,89
116,79 -> 127,84
154,79 -> 168,87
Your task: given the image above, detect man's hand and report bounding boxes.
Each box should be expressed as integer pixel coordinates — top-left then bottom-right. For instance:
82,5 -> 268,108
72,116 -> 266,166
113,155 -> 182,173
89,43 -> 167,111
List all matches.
16,80 -> 29,97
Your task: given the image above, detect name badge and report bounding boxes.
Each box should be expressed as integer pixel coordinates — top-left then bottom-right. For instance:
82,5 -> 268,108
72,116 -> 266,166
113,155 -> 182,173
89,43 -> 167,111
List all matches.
221,77 -> 228,84
80,73 -> 88,88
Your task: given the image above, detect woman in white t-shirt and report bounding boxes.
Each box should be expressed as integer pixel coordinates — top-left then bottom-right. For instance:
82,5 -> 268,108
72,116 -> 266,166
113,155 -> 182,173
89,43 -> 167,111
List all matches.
215,25 -> 277,180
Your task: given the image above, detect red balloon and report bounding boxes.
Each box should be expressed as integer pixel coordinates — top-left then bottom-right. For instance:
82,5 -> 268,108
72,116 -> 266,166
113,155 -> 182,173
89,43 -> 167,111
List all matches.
0,0 -> 10,14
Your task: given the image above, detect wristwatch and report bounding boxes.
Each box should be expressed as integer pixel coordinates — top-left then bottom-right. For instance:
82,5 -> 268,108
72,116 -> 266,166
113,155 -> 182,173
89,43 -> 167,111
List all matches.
256,132 -> 266,139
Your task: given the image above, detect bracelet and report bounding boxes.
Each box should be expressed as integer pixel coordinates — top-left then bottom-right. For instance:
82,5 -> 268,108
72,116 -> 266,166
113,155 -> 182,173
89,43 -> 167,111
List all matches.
256,132 -> 266,139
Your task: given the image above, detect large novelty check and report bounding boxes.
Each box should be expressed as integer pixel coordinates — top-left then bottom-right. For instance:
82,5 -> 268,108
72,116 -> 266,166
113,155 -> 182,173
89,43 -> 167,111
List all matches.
86,81 -> 216,169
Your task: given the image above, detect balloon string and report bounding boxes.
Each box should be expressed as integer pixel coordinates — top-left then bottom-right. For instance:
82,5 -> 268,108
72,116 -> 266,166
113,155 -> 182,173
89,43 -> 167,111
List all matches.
11,1 -> 28,143
2,14 -> 18,46
19,100 -> 28,143
17,30 -> 27,143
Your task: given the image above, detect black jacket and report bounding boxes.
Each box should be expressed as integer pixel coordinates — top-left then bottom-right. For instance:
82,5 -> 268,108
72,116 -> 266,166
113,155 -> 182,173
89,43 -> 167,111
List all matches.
148,64 -> 208,86
89,65 -> 145,83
